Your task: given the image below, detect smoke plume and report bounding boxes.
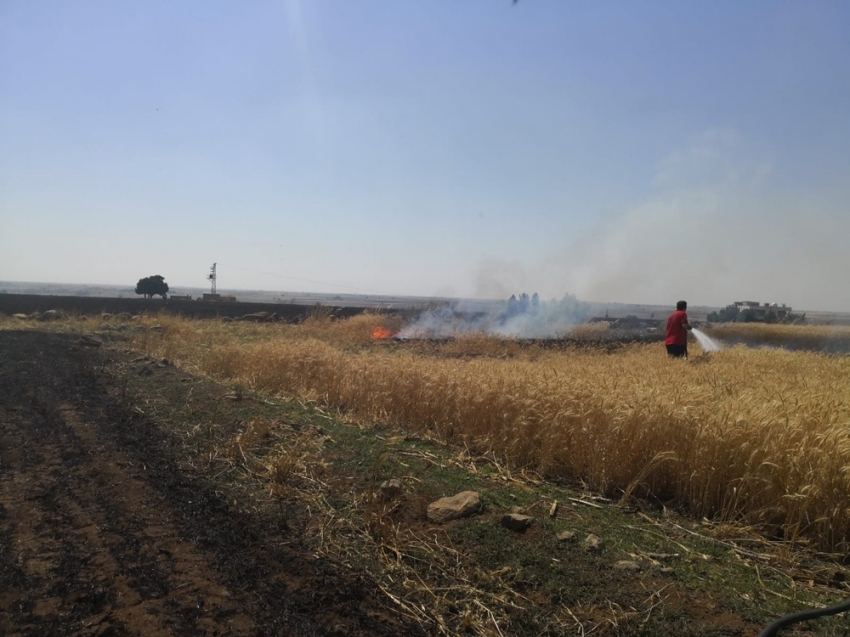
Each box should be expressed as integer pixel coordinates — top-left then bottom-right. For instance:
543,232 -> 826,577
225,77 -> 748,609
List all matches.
398,293 -> 590,339
471,130 -> 850,312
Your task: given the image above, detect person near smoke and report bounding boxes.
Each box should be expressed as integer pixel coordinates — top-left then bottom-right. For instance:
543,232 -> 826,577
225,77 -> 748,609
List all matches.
665,300 -> 692,358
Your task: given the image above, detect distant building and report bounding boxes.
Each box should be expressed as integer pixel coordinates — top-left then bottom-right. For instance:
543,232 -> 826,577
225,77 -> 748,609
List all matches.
170,295 -> 193,301
733,301 -> 791,320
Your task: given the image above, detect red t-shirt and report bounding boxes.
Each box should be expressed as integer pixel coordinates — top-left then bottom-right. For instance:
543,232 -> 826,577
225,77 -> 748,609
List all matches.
665,310 -> 689,346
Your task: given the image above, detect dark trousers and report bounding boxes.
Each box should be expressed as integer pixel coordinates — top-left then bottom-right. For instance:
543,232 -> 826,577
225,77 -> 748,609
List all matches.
666,344 -> 688,358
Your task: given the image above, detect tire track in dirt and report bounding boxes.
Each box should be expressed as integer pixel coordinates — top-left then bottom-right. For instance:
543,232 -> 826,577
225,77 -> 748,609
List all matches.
0,331 -> 415,636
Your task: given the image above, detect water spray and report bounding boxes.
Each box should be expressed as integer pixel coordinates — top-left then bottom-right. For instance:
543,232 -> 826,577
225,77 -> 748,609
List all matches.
692,328 -> 723,353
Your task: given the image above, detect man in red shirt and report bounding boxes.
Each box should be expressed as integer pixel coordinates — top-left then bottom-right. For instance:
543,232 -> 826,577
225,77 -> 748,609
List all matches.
665,300 -> 692,358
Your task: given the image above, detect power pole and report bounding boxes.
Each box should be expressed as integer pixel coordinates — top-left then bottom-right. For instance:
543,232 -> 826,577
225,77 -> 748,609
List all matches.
208,263 -> 217,295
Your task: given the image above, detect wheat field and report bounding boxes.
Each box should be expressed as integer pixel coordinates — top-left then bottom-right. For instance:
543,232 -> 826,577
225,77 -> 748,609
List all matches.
123,314 -> 850,553
706,323 -> 850,352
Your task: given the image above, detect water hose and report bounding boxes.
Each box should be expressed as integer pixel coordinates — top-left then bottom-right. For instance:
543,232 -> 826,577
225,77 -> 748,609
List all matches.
758,598 -> 850,636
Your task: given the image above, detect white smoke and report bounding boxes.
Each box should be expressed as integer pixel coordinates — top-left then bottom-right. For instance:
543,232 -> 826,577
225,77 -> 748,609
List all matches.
470,130 -> 850,312
398,294 -> 590,339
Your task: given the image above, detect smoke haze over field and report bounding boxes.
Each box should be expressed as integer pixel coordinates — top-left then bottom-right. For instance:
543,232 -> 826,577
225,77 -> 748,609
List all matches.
476,131 -> 850,311
398,294 -> 590,339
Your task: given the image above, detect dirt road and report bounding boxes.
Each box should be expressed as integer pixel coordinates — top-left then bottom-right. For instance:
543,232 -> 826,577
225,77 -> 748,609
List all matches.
0,331 -> 413,636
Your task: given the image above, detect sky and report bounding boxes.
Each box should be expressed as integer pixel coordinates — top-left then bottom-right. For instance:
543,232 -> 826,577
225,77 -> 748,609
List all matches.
1,1 -> 849,310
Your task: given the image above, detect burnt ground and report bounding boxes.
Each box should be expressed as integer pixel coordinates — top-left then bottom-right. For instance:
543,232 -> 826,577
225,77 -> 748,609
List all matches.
0,330 -> 417,637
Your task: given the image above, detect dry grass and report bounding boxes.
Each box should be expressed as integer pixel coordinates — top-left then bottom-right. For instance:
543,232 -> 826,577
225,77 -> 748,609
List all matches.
24,312 -> 850,554
128,316 -> 850,553
565,320 -> 612,339
707,323 -> 850,352
7,309 -> 850,634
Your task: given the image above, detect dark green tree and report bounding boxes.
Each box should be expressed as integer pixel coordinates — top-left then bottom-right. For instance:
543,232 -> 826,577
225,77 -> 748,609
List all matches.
707,304 -> 740,323
135,275 -> 169,299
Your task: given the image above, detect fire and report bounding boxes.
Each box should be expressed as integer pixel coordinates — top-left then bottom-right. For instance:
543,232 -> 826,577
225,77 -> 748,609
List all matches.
372,326 -> 393,339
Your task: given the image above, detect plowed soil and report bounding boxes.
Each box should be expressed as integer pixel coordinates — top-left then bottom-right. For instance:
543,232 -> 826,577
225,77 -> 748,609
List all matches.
0,331 -> 416,636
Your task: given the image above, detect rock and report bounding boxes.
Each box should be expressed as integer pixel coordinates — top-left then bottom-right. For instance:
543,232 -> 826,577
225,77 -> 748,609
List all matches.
131,355 -> 151,363
100,324 -> 118,331
149,325 -> 164,333
41,309 -> 63,321
29,312 -> 41,320
500,513 -> 533,532
130,315 -> 141,321
583,534 -> 604,553
614,560 -> 641,572
660,567 -> 675,575
509,505 -> 524,514
12,314 -> 29,320
427,491 -> 481,524
79,334 -> 103,348
221,316 -> 234,323
131,325 -> 146,331
379,479 -> 403,500
556,530 -> 576,542
549,501 -> 558,518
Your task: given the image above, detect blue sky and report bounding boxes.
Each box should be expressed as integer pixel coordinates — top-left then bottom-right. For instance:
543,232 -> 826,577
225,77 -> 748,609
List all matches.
2,1 -> 849,309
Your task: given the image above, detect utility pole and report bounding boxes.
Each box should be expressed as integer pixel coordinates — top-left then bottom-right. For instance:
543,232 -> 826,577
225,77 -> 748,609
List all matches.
208,263 -> 217,295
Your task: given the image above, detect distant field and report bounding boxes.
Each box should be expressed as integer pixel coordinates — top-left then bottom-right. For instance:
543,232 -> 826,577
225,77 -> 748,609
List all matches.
15,312 -> 842,554
707,322 -> 850,352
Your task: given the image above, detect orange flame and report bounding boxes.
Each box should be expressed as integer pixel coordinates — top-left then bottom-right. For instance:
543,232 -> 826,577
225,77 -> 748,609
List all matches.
372,326 -> 392,339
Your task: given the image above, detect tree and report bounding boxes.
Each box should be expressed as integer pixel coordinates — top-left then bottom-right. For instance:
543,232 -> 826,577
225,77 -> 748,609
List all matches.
707,304 -> 740,323
135,275 -> 169,299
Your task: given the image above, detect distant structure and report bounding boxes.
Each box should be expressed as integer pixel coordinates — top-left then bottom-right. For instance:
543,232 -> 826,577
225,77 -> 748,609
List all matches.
170,295 -> 193,301
203,263 -> 221,301
208,263 -> 217,295
733,301 -> 792,320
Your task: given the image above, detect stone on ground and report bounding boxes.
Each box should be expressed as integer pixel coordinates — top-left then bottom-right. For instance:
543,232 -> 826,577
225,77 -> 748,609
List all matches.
79,334 -> 103,347
614,560 -> 641,572
583,533 -> 604,553
379,479 -> 403,500
427,491 -> 481,524
500,513 -> 533,532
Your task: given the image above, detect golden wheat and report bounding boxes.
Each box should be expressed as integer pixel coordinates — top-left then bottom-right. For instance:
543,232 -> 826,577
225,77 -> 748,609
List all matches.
566,320 -> 612,339
129,315 -> 850,552
707,323 -> 850,352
